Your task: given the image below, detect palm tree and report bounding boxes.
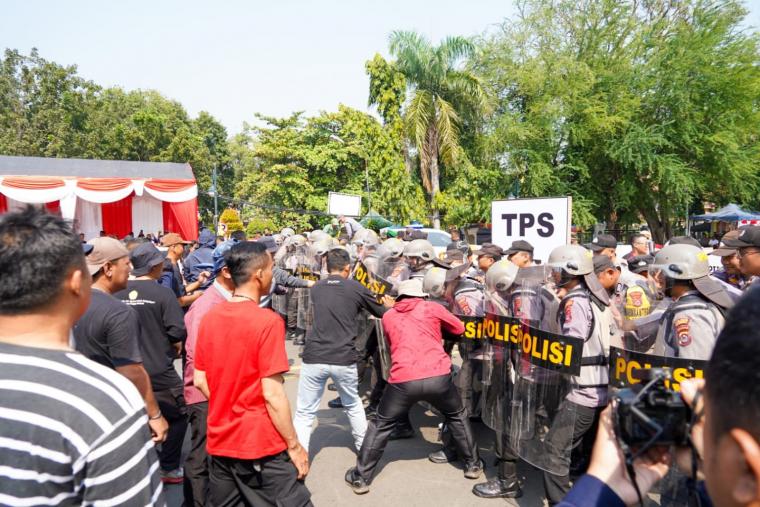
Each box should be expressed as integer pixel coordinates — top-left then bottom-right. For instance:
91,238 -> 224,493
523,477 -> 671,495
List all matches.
389,30 -> 486,228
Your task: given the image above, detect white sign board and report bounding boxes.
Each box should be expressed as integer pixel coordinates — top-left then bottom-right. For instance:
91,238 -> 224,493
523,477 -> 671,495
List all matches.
491,197 -> 572,263
327,192 -> 361,217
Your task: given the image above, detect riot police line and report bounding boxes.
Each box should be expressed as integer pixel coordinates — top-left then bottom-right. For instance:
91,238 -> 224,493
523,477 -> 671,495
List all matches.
268,225 -> 739,505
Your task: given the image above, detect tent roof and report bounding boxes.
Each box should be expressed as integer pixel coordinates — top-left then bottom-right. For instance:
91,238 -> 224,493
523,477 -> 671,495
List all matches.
0,155 -> 194,181
690,203 -> 760,222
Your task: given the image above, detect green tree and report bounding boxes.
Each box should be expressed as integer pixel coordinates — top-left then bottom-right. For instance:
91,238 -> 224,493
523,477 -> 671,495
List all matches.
388,31 -> 488,228
472,0 -> 760,241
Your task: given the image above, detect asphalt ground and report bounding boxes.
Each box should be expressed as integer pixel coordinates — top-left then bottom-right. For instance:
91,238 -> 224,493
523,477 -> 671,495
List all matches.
166,340 -> 549,506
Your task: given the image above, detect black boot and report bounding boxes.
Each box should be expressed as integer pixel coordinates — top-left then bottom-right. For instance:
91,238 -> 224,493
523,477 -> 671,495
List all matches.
292,329 -> 306,346
428,447 -> 457,464
344,467 -> 369,495
388,424 -> 414,440
472,461 -> 522,498
463,458 -> 485,479
327,396 -> 343,409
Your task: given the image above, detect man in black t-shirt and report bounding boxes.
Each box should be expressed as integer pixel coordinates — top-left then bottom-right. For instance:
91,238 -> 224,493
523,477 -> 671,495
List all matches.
116,242 -> 188,484
74,237 -> 168,443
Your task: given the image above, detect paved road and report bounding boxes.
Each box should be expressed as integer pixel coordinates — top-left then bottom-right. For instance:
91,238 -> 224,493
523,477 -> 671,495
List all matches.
167,341 -> 549,506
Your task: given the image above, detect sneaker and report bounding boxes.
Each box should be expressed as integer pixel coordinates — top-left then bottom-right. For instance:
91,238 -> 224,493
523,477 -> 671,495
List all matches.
327,383 -> 338,392
345,467 -> 370,495
160,467 -> 184,484
327,396 -> 343,409
464,459 -> 485,480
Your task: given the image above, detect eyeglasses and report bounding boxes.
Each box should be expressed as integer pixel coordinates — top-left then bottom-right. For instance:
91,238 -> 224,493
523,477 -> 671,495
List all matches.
737,247 -> 760,259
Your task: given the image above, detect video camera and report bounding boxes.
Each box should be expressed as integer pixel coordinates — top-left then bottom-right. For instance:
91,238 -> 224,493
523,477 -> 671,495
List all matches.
613,368 -> 692,447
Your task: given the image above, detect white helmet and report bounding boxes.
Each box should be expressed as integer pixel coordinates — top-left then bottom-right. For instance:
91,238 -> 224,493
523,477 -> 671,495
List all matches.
280,227 -> 295,238
403,239 -> 435,262
652,244 -> 709,280
310,239 -> 334,258
308,230 -> 331,243
287,235 -> 307,248
547,244 -> 593,276
422,267 -> 447,298
351,229 -> 380,246
485,259 -> 519,293
383,238 -> 405,258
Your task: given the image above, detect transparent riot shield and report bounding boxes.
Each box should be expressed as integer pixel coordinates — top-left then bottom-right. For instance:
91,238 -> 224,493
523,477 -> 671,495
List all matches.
508,274 -> 585,477
294,244 -> 318,332
481,265 -> 550,435
614,270 -> 660,353
608,345 -> 708,506
377,256 -> 410,296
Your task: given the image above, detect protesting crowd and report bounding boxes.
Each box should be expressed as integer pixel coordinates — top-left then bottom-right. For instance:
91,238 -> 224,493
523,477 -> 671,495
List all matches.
2,205 -> 760,507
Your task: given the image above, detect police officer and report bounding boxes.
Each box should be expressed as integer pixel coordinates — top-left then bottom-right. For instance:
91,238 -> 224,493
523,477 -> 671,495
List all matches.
404,239 -> 444,280
585,234 -> 618,261
504,240 -> 535,268
472,259 -> 523,499
652,244 -> 733,360
543,244 -> 615,505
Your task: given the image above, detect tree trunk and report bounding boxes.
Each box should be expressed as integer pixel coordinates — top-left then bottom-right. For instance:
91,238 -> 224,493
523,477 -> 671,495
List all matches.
637,199 -> 667,245
424,123 -> 441,229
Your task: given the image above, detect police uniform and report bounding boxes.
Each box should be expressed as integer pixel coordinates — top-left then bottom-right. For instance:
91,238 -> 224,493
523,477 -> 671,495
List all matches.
654,290 -> 725,360
543,283 -> 612,505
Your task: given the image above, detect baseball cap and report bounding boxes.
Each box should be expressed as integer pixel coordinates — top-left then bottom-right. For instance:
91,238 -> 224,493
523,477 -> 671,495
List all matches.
160,232 -> 190,248
505,240 -> 534,256
478,243 -> 504,259
586,234 -> 617,252
710,230 -> 741,256
256,236 -> 278,254
129,242 -> 167,277
212,239 -> 238,275
443,249 -> 465,264
86,237 -> 130,276
628,254 -> 654,274
722,226 -> 760,249
593,254 -> 616,274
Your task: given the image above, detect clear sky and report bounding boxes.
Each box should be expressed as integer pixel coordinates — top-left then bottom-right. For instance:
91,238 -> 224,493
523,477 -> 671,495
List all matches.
2,0 -> 758,134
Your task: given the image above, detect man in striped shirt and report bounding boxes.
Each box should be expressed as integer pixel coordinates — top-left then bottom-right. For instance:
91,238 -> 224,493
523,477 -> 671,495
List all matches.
0,206 -> 164,506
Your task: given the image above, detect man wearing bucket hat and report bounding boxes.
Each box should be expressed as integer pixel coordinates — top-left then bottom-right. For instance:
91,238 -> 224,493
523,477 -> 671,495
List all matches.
115,242 -> 189,484
651,244 -> 734,360
345,278 -> 483,495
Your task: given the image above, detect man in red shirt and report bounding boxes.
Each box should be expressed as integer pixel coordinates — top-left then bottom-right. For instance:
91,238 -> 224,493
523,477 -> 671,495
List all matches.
194,241 -> 312,506
345,279 -> 484,494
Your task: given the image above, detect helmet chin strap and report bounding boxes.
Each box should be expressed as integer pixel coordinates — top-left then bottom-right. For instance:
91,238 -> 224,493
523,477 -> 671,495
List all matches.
554,269 -> 576,288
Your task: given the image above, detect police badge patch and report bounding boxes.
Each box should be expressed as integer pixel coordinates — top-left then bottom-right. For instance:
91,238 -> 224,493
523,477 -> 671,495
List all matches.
564,298 -> 574,324
629,291 -> 643,307
675,317 -> 691,347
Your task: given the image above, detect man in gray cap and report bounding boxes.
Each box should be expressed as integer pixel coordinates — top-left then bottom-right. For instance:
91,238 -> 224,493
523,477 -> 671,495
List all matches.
723,226 -> 760,285
115,242 -> 189,484
710,230 -> 755,290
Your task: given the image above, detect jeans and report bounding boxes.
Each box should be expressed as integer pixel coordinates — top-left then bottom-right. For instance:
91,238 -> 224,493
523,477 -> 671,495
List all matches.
208,452 -> 312,507
356,374 -> 479,482
293,362 -> 367,453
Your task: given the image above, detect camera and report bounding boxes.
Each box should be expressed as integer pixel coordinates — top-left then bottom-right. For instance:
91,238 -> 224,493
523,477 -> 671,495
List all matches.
613,368 -> 691,447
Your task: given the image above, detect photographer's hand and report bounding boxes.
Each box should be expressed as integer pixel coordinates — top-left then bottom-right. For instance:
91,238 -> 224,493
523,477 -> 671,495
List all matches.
675,378 -> 705,479
587,406 -> 671,505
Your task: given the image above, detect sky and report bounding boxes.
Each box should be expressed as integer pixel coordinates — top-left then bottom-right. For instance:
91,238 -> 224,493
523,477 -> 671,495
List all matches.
2,1 -> 759,135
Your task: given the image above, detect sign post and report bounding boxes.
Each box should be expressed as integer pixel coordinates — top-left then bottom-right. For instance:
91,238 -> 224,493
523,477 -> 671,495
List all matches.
491,196 -> 572,263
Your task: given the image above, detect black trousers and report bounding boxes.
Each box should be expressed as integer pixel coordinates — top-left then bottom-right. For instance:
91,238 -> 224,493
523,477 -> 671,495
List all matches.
456,358 -> 482,416
356,374 -> 479,482
208,453 -> 312,507
184,402 -> 209,507
153,386 -> 188,472
542,402 -> 604,505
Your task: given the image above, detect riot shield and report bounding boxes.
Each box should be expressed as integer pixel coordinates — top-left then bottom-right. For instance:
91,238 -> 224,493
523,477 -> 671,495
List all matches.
294,244 -> 318,332
377,256 -> 410,296
614,270 -> 660,352
608,345 -> 708,506
507,274 -> 586,477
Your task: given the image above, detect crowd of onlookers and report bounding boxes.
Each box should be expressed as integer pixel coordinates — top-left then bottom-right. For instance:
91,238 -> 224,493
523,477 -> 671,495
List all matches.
2,205 -> 760,507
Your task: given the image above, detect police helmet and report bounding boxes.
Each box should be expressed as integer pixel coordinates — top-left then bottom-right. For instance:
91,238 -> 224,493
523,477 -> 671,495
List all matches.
351,229 -> 380,247
308,230 -> 330,243
422,267 -> 447,298
288,235 -> 307,248
651,244 -> 709,280
403,239 -> 435,261
485,259 -> 519,293
310,239 -> 334,258
547,244 -> 594,276
280,227 -> 295,238
383,238 -> 405,258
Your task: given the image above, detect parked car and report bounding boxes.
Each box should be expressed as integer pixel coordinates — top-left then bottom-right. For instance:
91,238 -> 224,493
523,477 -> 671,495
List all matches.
381,226 -> 452,258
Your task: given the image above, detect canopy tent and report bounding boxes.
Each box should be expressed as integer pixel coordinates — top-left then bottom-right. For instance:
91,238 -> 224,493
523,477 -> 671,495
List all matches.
690,203 -> 760,222
0,155 -> 199,240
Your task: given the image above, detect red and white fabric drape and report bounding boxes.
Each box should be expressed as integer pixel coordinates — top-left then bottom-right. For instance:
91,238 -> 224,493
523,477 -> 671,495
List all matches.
0,176 -> 198,240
